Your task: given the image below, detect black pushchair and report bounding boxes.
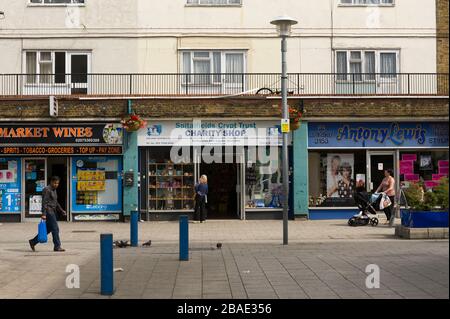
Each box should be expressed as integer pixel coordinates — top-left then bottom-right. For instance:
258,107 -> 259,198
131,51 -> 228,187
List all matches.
348,187 -> 381,227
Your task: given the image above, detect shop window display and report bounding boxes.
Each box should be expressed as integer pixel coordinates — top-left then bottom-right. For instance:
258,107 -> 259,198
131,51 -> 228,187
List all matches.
72,157 -> 122,212
309,151 -> 366,207
0,158 -> 21,213
245,147 -> 284,209
399,151 -> 449,190
147,147 -> 195,211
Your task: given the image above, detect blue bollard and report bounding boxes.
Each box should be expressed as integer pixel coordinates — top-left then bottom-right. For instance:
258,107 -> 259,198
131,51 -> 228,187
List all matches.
130,211 -> 139,247
179,215 -> 189,261
100,233 -> 114,296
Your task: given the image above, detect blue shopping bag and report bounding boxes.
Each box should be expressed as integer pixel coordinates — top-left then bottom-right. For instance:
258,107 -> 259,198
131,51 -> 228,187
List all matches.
37,220 -> 48,243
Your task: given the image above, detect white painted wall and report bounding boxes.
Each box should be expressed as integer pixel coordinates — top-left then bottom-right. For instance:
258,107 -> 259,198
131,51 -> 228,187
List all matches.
0,0 -> 437,74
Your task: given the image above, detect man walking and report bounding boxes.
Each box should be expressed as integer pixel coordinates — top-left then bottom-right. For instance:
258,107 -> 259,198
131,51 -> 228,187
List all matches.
29,176 -> 66,252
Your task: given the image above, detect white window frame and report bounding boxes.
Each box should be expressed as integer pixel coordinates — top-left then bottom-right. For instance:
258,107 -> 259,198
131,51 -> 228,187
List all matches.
186,0 -> 242,7
181,50 -> 246,85
335,49 -> 399,82
339,0 -> 394,6
23,50 -> 91,85
28,0 -> 85,6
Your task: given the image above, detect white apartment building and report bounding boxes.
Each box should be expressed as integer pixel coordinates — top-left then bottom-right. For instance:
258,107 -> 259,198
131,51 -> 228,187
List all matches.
0,0 -> 439,96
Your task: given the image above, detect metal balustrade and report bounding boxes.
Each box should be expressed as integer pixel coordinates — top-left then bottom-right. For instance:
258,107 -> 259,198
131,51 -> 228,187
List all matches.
0,73 -> 448,97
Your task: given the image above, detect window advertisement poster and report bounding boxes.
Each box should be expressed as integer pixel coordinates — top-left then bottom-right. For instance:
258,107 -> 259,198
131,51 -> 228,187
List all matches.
326,154 -> 355,199
71,156 -> 122,213
0,158 -> 21,213
29,195 -> 42,215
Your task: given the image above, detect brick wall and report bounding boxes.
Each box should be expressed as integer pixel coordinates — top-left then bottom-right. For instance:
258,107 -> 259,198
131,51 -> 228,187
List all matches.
437,0 -> 449,94
0,97 -> 448,120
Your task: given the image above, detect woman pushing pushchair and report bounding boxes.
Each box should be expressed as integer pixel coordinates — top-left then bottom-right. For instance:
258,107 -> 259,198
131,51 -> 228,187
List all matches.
348,176 -> 394,227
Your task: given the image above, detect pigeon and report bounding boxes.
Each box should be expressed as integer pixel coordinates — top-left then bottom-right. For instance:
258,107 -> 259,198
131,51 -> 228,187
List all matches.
216,243 -> 222,249
114,240 -> 130,248
143,240 -> 152,247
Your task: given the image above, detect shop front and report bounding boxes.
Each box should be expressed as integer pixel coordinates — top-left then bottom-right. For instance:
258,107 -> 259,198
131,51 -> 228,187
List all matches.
306,121 -> 449,220
138,119 -> 291,221
0,123 -> 124,222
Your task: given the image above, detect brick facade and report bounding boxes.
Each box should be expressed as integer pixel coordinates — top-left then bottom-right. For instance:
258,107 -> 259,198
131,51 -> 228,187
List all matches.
437,0 -> 449,95
0,97 -> 448,120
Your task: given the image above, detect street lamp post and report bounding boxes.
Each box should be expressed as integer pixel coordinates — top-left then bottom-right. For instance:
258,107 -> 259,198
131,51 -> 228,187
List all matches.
271,16 -> 298,245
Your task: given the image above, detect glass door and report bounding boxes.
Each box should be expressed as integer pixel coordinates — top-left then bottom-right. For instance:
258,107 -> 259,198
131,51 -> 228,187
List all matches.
24,158 -> 46,219
69,53 -> 89,94
368,152 -> 395,193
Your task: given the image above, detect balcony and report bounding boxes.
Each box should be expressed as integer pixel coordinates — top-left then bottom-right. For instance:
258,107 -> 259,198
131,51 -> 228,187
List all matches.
0,73 -> 448,98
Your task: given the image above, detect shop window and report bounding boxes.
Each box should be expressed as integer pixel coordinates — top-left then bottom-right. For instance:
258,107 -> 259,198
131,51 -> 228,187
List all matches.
399,151 -> 449,191
147,147 -> 195,211
0,158 -> 21,213
309,151 -> 367,207
245,147 -> 284,209
72,157 -> 122,212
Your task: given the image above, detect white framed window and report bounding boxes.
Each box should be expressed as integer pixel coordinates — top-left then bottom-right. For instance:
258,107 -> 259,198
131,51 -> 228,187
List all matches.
186,0 -> 241,6
339,0 -> 394,5
181,51 -> 245,85
335,50 -> 399,81
29,0 -> 85,5
24,50 -> 90,85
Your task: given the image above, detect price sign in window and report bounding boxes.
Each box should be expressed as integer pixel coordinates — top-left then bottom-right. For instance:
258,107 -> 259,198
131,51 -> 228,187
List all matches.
0,158 -> 21,214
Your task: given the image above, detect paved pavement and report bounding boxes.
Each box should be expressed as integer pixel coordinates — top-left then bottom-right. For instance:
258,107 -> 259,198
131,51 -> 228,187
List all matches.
0,218 -> 448,299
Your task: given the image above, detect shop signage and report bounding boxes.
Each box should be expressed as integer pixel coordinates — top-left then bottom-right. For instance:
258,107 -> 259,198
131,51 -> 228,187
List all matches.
0,123 -> 123,145
0,123 -> 123,155
138,120 -> 284,146
0,146 -> 123,156
308,122 -> 449,149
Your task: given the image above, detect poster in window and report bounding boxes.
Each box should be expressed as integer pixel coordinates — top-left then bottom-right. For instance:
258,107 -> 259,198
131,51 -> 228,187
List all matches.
419,155 -> 433,170
29,195 -> 42,215
327,154 -> 355,199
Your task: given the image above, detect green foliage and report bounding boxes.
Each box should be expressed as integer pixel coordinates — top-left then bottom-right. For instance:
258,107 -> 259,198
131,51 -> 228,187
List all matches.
404,178 -> 449,211
434,177 -> 449,210
404,182 -> 424,210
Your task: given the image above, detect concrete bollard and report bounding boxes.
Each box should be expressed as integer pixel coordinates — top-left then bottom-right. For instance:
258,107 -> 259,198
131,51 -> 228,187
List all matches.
179,215 -> 189,261
100,233 -> 114,296
130,211 -> 139,247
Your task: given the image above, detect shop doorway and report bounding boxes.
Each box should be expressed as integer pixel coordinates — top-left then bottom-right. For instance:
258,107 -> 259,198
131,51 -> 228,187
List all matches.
47,157 -> 69,221
369,153 -> 395,193
200,163 -> 238,219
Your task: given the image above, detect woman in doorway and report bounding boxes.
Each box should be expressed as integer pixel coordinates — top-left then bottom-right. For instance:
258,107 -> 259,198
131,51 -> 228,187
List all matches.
194,175 -> 208,223
376,169 -> 396,224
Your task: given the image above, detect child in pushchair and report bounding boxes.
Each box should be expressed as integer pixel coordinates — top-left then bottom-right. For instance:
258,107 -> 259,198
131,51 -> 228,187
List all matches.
348,184 -> 381,227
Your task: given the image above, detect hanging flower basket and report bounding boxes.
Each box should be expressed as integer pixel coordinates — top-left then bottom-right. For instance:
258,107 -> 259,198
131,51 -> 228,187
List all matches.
290,119 -> 301,130
121,114 -> 147,132
289,106 -> 303,131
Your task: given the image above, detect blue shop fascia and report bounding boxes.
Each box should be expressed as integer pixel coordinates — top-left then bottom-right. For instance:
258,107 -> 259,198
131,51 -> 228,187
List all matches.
293,121 -> 449,220
0,122 -> 124,222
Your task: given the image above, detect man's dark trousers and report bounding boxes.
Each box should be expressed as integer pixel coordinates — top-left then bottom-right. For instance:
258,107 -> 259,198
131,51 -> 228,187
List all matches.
30,212 -> 61,249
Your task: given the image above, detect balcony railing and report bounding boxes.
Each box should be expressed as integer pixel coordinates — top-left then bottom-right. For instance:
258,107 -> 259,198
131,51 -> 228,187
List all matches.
0,73 -> 448,97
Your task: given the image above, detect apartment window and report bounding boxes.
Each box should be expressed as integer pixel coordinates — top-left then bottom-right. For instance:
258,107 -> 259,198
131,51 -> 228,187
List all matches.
24,50 -> 89,85
26,51 -> 57,84
182,51 -> 245,85
29,0 -> 85,4
340,0 -> 394,5
336,50 -> 398,81
186,0 -> 241,5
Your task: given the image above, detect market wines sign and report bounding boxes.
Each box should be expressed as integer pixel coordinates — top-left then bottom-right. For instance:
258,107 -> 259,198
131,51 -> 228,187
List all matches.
0,123 -> 123,145
0,123 -> 123,155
